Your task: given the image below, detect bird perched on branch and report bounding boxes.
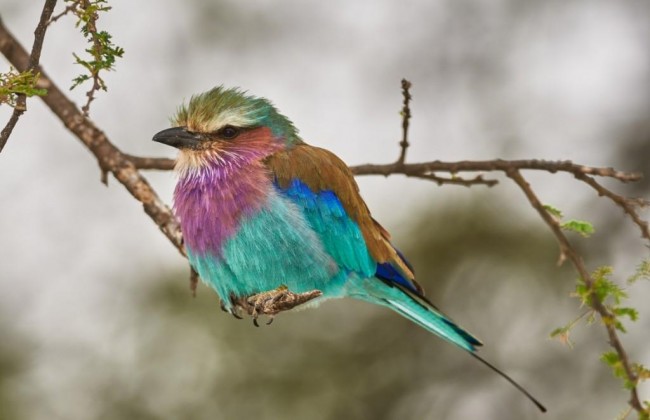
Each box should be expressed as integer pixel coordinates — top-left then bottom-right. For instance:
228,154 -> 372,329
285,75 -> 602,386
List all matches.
153,86 -> 545,412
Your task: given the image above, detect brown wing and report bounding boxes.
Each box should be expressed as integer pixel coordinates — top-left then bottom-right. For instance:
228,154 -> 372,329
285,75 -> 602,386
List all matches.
265,143 -> 422,293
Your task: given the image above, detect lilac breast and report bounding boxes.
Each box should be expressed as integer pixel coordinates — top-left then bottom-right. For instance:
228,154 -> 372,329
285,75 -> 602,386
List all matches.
174,162 -> 271,256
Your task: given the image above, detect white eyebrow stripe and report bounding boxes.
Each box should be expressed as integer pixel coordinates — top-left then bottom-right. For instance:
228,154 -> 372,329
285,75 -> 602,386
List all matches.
205,109 -> 257,132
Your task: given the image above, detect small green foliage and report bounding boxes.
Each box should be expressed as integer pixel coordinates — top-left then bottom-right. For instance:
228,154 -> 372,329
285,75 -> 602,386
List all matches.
627,260 -> 650,284
590,266 -> 625,305
601,351 -> 634,388
568,264 -> 650,408
549,326 -> 573,347
543,204 -> 563,219
561,219 -> 595,237
635,364 -> 650,381
0,69 -> 47,107
543,203 -> 595,237
553,263 -> 650,401
65,0 -> 124,108
71,30 -> 124,91
549,311 -> 590,348
576,266 -> 639,333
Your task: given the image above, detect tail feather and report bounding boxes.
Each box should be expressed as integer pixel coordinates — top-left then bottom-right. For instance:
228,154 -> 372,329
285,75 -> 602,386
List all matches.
345,277 -> 547,413
347,277 -> 482,352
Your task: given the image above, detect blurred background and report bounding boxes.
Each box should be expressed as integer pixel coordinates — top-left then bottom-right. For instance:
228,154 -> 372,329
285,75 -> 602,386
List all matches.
0,1 -> 649,419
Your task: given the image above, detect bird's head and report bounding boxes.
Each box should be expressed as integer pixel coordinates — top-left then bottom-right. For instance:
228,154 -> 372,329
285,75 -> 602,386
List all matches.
153,86 -> 300,175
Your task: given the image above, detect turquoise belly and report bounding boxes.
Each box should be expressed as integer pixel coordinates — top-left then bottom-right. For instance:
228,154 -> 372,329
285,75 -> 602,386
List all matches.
187,190 -> 347,308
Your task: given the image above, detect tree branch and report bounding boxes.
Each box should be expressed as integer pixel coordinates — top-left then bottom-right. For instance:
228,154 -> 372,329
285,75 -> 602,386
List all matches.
506,168 -> 644,414
351,159 -> 642,182
47,2 -> 75,25
396,78 -> 411,165
573,172 -> 650,241
0,19 -> 184,256
0,0 -> 57,154
124,154 -> 175,170
127,155 -> 646,236
1,14 -> 647,413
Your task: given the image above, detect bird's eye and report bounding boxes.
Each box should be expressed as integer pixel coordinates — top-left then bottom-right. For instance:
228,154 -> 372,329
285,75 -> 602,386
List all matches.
219,125 -> 240,139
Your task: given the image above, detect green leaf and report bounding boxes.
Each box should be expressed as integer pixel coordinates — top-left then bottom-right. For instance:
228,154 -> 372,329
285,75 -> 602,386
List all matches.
612,307 -> 638,322
549,326 -> 574,348
543,204 -> 563,219
602,351 -> 640,390
601,351 -> 620,366
627,260 -> 650,284
0,69 -> 47,107
561,219 -> 595,237
635,364 -> 650,381
68,0 -> 124,100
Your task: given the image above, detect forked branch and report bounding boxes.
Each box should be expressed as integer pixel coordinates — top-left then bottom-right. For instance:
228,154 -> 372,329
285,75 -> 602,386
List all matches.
0,0 -> 57,153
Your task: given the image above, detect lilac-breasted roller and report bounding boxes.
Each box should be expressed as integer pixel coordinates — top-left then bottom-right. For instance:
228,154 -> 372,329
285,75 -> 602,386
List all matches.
153,86 -> 545,412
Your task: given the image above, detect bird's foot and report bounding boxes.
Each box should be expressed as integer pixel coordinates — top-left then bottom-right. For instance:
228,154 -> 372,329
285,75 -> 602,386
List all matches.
220,299 -> 244,320
233,285 -> 322,326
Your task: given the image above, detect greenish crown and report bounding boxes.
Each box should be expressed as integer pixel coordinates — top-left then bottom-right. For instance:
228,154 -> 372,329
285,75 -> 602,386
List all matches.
173,86 -> 300,143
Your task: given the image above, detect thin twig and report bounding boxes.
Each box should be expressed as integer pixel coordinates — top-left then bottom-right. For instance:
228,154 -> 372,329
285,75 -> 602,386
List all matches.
79,0 -> 102,116
412,173 -> 498,187
574,172 -> 650,241
190,266 -> 199,297
0,0 -> 57,154
0,19 -> 184,255
47,2 -> 76,25
506,168 -> 644,414
396,78 -> 412,165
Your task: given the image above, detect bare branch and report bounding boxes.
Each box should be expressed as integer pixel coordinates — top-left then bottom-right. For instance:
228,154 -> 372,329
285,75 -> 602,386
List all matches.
129,156 -> 641,184
0,0 -> 57,153
396,78 -> 412,165
506,169 -> 644,414
351,159 -> 643,182
410,173 -> 498,187
0,19 -> 184,255
125,154 -> 175,170
574,172 -> 650,241
47,2 -> 76,25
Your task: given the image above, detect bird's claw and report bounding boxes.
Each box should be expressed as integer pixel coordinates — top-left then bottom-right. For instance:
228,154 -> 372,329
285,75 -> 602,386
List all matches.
221,299 -> 243,319
231,285 -> 322,326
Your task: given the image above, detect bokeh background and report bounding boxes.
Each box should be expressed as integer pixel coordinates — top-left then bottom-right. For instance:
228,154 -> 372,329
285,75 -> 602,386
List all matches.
1,1 -> 649,419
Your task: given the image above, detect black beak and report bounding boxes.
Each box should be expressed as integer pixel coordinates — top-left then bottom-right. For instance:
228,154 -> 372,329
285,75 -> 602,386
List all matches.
152,127 -> 201,149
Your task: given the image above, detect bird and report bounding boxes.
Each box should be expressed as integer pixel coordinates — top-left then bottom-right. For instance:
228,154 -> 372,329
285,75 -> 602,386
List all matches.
153,86 -> 546,413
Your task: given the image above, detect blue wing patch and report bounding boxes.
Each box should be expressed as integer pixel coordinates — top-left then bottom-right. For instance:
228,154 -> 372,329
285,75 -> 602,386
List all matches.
279,178 -> 421,296
376,262 -> 420,294
278,179 -> 376,278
